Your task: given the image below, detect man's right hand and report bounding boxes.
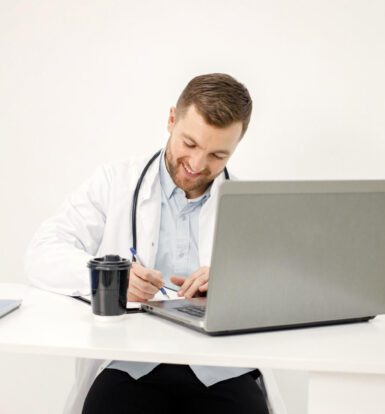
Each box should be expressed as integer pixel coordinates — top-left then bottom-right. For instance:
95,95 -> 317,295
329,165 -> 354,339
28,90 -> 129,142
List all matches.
127,262 -> 164,302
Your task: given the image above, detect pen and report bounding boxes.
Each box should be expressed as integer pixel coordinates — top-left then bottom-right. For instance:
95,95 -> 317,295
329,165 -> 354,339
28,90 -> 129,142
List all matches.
129,247 -> 170,299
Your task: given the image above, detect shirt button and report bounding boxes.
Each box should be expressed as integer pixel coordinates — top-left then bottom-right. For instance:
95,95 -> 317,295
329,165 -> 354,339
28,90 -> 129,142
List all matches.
178,252 -> 184,258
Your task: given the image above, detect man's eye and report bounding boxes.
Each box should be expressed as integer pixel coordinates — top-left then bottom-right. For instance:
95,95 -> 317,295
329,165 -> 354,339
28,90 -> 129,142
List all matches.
212,154 -> 226,160
184,142 -> 195,148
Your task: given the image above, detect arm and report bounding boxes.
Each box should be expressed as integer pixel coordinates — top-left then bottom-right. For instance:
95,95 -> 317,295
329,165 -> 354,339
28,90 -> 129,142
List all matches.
24,165 -> 112,296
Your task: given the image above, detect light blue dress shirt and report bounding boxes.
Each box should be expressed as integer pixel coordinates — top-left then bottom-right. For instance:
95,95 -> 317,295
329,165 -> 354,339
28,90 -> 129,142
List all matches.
155,151 -> 209,290
108,150 -> 253,386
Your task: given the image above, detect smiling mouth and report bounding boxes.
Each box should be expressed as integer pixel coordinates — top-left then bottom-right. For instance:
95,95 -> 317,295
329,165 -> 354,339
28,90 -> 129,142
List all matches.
182,163 -> 202,177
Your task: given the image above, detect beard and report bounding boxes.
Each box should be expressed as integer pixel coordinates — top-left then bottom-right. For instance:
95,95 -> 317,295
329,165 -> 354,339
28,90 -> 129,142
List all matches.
165,143 -> 214,198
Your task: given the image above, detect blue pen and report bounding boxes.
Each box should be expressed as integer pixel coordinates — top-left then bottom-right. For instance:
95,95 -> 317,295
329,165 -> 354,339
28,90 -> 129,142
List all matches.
129,247 -> 170,299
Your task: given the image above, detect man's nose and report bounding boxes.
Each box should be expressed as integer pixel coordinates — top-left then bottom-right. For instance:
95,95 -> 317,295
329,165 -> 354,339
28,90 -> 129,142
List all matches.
189,154 -> 206,173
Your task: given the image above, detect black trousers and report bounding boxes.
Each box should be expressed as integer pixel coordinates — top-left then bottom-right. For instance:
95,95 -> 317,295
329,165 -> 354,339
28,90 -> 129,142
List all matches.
82,364 -> 269,414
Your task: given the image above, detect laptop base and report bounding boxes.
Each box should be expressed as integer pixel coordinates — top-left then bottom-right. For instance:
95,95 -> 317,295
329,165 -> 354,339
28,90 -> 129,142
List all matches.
141,306 -> 374,336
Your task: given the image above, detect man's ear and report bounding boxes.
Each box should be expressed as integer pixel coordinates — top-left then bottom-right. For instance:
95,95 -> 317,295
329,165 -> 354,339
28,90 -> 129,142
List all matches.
167,106 -> 177,133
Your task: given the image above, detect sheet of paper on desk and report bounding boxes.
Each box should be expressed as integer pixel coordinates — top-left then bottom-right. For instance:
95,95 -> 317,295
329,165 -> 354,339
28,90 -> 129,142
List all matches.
130,287 -> 183,307
80,288 -> 180,310
141,288 -> 182,305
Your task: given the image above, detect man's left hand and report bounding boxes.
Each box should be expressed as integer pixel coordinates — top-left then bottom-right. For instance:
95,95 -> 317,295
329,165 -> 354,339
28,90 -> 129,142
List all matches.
170,266 -> 209,299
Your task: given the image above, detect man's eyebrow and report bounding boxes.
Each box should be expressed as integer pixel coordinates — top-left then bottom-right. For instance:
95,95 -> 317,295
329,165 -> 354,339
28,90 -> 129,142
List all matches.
181,133 -> 230,155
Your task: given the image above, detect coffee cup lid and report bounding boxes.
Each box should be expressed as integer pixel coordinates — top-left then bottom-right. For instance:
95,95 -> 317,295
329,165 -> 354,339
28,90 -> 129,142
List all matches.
87,255 -> 131,271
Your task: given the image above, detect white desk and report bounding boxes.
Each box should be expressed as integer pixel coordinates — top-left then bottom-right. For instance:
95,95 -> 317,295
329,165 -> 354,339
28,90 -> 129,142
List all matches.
1,283 -> 385,413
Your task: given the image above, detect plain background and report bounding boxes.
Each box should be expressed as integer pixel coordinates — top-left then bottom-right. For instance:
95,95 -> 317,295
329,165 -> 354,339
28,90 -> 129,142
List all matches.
1,1 -> 384,413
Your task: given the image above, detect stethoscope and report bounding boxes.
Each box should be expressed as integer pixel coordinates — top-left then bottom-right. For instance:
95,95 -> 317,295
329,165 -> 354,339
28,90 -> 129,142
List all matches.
131,149 -> 230,253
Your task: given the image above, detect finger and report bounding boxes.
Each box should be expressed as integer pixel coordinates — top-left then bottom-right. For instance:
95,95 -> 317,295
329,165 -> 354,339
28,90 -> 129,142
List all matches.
128,284 -> 154,301
129,268 -> 158,299
198,282 -> 208,292
183,274 -> 209,299
178,268 -> 208,296
170,275 -> 186,287
128,287 -> 150,302
131,263 -> 164,289
130,274 -> 159,295
127,291 -> 144,302
178,269 -> 205,295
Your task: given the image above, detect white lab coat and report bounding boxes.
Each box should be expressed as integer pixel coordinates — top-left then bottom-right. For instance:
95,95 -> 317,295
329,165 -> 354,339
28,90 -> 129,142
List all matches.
25,152 -> 287,414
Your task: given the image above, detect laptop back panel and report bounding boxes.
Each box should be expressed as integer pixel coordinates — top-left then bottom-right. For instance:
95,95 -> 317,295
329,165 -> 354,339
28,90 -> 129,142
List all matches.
205,181 -> 385,333
0,299 -> 22,318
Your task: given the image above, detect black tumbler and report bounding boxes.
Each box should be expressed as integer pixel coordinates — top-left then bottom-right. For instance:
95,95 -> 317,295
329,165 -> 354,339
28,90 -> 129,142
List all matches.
87,255 -> 131,321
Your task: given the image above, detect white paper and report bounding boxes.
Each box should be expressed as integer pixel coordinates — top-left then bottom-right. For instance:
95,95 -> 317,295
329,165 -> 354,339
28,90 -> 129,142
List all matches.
81,288 -> 181,310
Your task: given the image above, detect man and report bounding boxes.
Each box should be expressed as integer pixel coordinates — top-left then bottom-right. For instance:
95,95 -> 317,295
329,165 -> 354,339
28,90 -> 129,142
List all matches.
25,73 -> 271,413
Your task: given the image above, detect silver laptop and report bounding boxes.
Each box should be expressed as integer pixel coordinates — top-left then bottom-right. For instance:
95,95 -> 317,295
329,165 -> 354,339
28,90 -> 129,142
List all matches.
0,299 -> 22,319
141,180 -> 385,335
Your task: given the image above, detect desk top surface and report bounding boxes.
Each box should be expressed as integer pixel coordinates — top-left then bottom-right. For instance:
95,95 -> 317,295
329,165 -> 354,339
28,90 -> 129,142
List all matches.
1,283 -> 385,374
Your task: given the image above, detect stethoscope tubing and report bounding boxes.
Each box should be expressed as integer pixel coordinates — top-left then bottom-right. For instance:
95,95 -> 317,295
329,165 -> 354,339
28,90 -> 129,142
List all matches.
131,149 -> 229,257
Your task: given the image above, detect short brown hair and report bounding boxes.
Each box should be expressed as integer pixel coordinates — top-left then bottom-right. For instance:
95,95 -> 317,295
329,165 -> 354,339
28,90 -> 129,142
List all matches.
176,73 -> 253,139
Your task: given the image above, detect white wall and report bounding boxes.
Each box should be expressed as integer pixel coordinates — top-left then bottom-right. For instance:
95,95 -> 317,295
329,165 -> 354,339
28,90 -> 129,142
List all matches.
1,1 -> 384,413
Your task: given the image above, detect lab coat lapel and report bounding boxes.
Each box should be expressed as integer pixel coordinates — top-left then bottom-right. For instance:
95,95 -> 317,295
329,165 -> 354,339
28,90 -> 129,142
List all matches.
198,172 -> 227,266
135,152 -> 162,269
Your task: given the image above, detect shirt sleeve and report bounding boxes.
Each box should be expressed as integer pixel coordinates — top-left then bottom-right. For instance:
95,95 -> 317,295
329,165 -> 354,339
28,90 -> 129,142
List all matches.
24,164 -> 112,296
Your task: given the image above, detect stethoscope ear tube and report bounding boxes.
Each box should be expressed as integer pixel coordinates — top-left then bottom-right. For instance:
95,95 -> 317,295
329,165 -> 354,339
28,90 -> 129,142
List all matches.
131,149 -> 162,253
131,149 -> 229,260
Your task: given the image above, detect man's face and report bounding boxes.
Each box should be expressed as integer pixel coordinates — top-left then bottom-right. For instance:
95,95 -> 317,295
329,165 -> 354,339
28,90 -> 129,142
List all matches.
165,105 -> 243,199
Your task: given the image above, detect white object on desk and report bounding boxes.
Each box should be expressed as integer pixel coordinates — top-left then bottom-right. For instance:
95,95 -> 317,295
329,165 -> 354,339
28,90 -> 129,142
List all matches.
78,287 -> 181,310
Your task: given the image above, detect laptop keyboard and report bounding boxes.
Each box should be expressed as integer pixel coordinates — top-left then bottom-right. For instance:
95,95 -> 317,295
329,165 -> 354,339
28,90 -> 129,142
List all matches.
176,305 -> 206,318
